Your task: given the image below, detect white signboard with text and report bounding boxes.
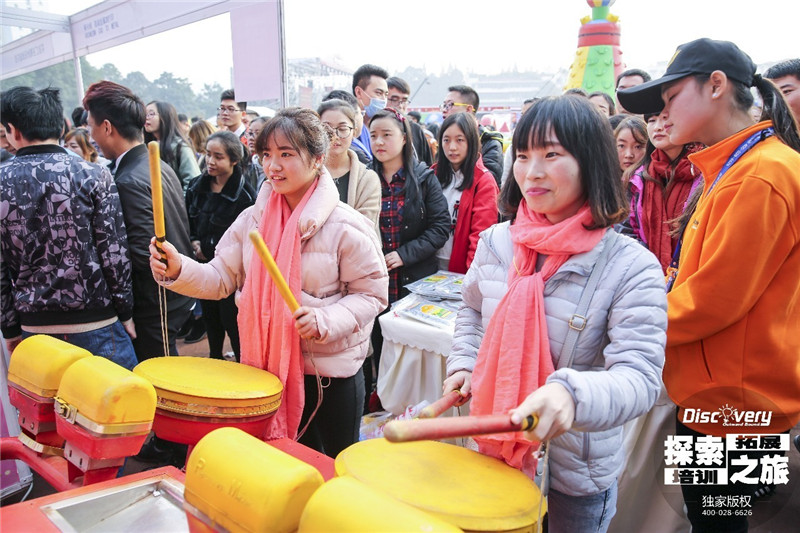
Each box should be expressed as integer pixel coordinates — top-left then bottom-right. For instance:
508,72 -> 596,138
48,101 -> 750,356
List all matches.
1,0 -> 284,103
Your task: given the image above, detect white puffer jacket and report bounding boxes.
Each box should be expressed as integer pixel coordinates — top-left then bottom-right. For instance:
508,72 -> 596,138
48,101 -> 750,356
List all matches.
162,171 -> 388,378
448,222 -> 667,496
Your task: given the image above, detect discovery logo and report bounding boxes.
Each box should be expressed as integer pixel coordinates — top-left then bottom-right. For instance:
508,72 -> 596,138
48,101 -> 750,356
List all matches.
682,404 -> 772,427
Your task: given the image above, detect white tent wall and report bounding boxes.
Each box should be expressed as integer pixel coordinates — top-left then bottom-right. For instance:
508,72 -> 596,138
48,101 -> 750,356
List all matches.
1,0 -> 286,105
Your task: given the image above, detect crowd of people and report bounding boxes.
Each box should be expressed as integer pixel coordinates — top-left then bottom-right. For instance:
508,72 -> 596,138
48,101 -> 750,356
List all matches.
2,38 -> 799,533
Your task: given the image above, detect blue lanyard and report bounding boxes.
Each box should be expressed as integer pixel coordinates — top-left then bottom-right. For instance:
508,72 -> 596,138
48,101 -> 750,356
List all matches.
665,127 -> 774,292
704,127 -> 774,197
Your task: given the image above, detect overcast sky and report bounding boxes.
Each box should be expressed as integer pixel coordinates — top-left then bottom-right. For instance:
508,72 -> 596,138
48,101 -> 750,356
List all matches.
9,0 -> 799,91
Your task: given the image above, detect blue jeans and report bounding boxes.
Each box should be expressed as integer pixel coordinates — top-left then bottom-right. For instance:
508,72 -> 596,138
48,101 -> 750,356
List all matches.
546,480 -> 617,533
22,321 -> 138,370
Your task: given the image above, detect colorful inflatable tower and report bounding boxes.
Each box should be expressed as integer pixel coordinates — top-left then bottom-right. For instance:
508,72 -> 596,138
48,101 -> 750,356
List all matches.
564,0 -> 625,97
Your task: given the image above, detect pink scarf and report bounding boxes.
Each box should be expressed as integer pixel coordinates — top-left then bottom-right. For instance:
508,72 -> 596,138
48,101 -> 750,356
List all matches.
642,145 -> 702,271
238,180 -> 318,440
470,203 -> 604,469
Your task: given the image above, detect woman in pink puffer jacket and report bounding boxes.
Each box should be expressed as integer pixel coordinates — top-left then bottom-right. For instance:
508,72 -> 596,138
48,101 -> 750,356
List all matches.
150,108 -> 388,458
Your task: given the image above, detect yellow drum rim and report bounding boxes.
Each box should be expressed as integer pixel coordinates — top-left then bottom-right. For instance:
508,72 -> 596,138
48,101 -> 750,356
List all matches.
154,393 -> 281,417
335,439 -> 544,531
54,396 -> 153,435
133,357 -> 283,400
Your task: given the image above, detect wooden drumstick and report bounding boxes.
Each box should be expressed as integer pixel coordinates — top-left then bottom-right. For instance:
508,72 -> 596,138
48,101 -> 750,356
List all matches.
248,230 -> 300,312
148,141 -> 166,263
418,390 -> 467,419
383,413 -> 537,443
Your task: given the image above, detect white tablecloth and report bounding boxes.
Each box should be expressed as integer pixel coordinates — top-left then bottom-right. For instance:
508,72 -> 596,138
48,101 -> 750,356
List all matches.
376,310 -> 455,416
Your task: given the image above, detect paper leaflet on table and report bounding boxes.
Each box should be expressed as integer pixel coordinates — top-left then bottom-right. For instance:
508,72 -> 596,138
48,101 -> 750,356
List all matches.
404,270 -> 464,300
397,298 -> 459,328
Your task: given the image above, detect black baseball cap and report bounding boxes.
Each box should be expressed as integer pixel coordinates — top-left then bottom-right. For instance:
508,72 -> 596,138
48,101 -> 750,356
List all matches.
617,38 -> 757,114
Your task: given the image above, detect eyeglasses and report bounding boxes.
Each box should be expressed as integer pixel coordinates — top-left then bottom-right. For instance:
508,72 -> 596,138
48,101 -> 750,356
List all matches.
388,96 -> 409,106
324,124 -> 354,138
217,106 -> 241,114
146,112 -> 158,118
441,101 -> 471,112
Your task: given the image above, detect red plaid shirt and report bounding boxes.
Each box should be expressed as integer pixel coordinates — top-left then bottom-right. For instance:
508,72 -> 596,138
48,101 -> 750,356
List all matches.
380,169 -> 406,303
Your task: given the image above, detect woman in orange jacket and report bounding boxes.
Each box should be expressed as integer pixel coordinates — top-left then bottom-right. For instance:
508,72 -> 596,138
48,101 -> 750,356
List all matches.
619,38 -> 800,533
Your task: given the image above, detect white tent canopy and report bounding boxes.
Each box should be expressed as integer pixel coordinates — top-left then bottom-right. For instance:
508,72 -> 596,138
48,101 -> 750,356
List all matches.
1,0 -> 286,105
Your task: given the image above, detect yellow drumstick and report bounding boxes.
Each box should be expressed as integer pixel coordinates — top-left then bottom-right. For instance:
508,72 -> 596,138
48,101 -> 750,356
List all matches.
248,230 -> 299,312
148,141 -> 166,261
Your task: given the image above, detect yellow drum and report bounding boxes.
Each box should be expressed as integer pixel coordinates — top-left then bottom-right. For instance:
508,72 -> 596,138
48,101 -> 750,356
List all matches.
7,335 -> 92,399
132,357 -> 283,445
55,356 -> 156,460
7,335 -> 93,446
335,439 -> 545,533
185,427 -> 323,533
298,476 -> 463,532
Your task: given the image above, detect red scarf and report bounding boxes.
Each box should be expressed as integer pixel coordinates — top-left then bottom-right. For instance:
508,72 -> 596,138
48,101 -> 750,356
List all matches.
642,146 -> 701,271
238,180 -> 318,440
470,203 -> 604,469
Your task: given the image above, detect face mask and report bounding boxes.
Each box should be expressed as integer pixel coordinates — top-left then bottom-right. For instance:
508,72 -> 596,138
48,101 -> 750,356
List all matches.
364,97 -> 386,118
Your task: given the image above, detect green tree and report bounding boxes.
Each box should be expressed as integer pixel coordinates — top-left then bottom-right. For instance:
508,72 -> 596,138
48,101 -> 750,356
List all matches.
80,58 -> 104,86
121,71 -> 152,101
97,63 -> 122,82
3,57 -> 234,126
0,57 -> 142,117
2,61 -> 78,112
151,72 -> 201,117
196,82 -> 225,120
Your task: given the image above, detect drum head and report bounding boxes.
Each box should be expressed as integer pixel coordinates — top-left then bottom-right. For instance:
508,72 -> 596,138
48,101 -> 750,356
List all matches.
335,439 -> 544,532
133,357 -> 283,417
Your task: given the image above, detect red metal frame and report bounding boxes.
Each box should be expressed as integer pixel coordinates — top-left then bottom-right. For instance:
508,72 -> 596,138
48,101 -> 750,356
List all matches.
7,386 -> 63,448
0,467 -> 185,532
0,438 -> 76,493
267,437 -> 335,481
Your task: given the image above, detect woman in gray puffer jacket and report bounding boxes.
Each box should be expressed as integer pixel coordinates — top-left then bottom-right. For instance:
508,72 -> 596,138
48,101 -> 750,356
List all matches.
444,96 -> 667,533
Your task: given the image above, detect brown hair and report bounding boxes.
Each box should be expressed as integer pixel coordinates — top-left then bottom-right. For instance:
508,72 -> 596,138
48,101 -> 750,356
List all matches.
64,128 -> 98,162
615,116 -> 648,183
255,107 -> 330,163
368,108 -> 415,179
82,81 -> 145,142
317,99 -> 358,127
188,120 -> 216,154
614,115 -> 648,145
498,95 -> 627,228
